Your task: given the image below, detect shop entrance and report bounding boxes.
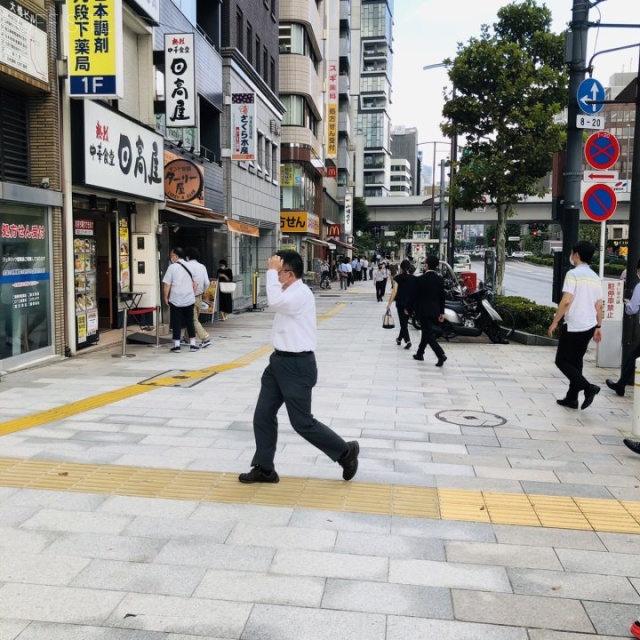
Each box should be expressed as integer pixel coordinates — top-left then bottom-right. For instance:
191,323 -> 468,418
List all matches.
95,216 -> 116,329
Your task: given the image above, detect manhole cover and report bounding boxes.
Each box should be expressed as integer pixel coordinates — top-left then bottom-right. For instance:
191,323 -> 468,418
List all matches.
139,369 -> 217,388
436,409 -> 506,428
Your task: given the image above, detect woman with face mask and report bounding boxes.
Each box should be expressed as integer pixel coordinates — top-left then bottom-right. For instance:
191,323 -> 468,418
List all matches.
217,259 -> 233,321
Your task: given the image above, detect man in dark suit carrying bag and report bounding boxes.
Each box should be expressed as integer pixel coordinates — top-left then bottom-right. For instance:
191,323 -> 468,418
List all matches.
407,254 -> 447,367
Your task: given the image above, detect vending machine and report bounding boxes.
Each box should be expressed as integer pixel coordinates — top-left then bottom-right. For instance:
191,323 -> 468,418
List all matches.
73,219 -> 99,348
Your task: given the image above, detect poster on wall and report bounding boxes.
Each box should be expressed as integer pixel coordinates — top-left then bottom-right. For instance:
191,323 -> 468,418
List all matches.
231,93 -> 255,161
68,0 -> 123,98
118,217 -> 130,293
0,0 -> 48,84
83,100 -> 165,200
164,33 -> 196,128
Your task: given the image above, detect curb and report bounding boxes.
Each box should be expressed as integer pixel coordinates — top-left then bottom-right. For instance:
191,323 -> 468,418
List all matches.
510,329 -> 558,347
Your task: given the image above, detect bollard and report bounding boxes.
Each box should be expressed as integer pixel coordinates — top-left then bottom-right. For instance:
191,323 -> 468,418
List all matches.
112,309 -> 136,358
634,358 -> 640,436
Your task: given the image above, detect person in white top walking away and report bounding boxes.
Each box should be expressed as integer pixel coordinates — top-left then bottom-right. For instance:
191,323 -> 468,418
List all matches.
239,250 -> 359,484
548,241 -> 603,410
183,247 -> 211,348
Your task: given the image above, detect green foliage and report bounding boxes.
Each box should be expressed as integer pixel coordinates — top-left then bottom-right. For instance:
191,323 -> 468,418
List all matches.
494,295 -> 556,337
353,197 -> 369,230
441,0 -> 568,292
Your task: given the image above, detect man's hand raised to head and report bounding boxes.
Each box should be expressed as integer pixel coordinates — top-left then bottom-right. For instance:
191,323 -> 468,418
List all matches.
268,255 -> 284,271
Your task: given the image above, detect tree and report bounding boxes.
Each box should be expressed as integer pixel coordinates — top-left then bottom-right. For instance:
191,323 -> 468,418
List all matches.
441,0 -> 567,293
353,196 -> 369,231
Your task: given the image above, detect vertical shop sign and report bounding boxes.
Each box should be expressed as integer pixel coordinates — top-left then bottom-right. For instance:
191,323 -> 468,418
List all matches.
326,60 -> 338,159
0,0 -> 48,83
344,193 -> 353,235
231,93 -> 255,161
164,33 -> 196,128
84,100 -> 165,200
69,0 -> 123,98
118,217 -> 130,293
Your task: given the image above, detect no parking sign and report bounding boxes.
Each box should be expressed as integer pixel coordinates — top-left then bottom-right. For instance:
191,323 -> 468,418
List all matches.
582,183 -> 617,222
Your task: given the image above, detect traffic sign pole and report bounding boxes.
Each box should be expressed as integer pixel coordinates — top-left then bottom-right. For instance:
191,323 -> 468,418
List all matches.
599,221 -> 606,279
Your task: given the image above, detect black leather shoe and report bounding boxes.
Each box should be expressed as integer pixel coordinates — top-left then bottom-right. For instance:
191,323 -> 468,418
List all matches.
396,338 -> 401,345
238,466 -> 280,484
557,397 -> 578,409
339,441 -> 359,481
404,342 -> 412,350
412,354 -> 424,361
606,379 -> 625,397
436,355 -> 447,367
623,439 -> 640,455
581,384 -> 600,410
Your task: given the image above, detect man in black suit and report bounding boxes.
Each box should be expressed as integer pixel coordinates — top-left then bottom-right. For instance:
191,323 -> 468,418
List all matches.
407,254 -> 447,367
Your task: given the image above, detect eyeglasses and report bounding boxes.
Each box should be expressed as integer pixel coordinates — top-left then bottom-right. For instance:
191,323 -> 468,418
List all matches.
279,269 -> 293,275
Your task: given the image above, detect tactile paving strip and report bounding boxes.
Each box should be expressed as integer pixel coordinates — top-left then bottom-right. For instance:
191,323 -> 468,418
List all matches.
0,456 -> 639,533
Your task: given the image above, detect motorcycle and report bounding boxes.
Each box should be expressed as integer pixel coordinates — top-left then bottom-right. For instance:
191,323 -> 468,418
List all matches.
410,261 -> 514,344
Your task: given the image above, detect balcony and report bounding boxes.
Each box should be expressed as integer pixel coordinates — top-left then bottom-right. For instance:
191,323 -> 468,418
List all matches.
338,111 -> 350,135
339,36 -> 351,59
339,74 -> 350,97
340,0 -> 351,27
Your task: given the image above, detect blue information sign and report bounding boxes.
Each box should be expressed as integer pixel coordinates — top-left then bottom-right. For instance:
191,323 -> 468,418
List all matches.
582,183 -> 617,222
577,78 -> 605,114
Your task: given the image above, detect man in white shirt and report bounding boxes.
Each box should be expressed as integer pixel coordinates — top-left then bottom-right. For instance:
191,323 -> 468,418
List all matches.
548,241 -> 603,410
162,247 -> 198,353
361,257 -> 369,280
183,247 -> 211,348
239,250 -> 359,484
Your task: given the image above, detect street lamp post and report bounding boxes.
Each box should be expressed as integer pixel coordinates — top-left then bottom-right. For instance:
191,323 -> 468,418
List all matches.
417,140 -> 450,239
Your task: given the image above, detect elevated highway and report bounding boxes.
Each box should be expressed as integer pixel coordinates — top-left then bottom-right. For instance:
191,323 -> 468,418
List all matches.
365,192 -> 632,227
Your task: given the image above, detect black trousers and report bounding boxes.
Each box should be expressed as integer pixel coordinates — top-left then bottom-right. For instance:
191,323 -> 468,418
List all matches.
169,303 -> 195,340
252,352 -> 347,470
618,341 -> 640,387
417,315 -> 445,360
396,304 -> 411,344
375,280 -> 387,301
555,323 -> 595,400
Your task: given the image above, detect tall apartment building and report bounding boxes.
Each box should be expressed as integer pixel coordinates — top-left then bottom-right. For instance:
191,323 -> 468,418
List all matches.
391,125 -> 421,195
350,0 -> 394,199
604,72 -> 636,187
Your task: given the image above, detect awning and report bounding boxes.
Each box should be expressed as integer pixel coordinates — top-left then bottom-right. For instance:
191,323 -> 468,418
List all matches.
303,237 -> 331,247
329,238 -> 356,250
161,203 -> 225,227
226,218 -> 260,237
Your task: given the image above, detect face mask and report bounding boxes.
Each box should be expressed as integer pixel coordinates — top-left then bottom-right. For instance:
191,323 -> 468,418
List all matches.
569,254 -> 575,266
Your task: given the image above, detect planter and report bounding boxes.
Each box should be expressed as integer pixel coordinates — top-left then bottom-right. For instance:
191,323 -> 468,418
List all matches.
509,329 -> 558,347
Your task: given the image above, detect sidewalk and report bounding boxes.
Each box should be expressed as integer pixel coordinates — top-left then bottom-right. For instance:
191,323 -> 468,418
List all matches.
0,278 -> 638,639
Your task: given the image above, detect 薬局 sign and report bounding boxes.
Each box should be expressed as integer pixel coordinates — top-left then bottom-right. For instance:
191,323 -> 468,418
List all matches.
0,0 -> 48,84
231,93 -> 255,161
83,101 -> 165,201
68,0 -> 123,98
164,33 -> 196,128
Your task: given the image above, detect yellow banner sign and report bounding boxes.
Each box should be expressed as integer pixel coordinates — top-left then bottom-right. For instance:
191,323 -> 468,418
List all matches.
280,212 -> 320,234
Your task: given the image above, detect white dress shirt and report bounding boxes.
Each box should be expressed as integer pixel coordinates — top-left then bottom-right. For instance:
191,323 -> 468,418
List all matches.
266,269 -> 317,352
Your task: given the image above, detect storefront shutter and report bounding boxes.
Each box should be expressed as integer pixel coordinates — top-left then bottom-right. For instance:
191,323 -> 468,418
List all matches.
0,89 -> 29,184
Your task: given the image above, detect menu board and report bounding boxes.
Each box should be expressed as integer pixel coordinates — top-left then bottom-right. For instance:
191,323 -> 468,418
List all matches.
118,217 -> 130,292
73,236 -> 98,343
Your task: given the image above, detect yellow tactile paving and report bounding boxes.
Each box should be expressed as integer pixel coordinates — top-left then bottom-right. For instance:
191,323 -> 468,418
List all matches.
0,456 -> 638,534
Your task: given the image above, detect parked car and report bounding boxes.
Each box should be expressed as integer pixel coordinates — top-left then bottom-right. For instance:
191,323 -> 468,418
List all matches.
453,254 -> 471,273
510,251 -> 533,258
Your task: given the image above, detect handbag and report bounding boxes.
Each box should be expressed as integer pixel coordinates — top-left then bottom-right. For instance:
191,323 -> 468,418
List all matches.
219,282 -> 236,294
382,309 -> 395,329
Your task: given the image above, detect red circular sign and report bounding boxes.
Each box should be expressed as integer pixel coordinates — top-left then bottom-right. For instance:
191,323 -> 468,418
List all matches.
584,132 -> 620,170
582,183 -> 617,222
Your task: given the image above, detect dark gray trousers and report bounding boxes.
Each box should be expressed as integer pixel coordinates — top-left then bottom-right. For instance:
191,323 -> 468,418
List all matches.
251,352 -> 347,469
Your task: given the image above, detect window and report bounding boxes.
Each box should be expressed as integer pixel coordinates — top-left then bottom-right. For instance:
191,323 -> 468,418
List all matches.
265,139 -> 272,178
171,0 -> 196,25
236,8 -> 243,51
0,89 -> 29,183
281,95 -> 305,126
271,143 -> 278,180
247,23 -> 253,64
257,132 -> 264,171
263,46 -> 269,83
270,57 -> 276,91
278,23 -> 318,67
255,36 -> 261,74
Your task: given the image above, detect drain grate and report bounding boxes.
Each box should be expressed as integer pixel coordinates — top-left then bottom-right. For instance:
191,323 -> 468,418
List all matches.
139,369 -> 217,388
436,409 -> 506,428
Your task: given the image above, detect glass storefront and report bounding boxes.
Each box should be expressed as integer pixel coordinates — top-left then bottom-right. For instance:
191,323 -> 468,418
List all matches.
0,203 -> 53,363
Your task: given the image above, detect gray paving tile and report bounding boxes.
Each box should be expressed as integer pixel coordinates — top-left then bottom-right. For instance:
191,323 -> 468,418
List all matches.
335,530 -> 445,560
191,503 -> 293,527
390,557 -> 511,591
21,509 -> 131,535
194,569 -> 324,607
494,525 -> 607,550
71,559 -> 204,596
0,550 -> 89,586
1,489 -> 106,511
97,496 -> 198,519
391,517 -> 496,542
227,522 -> 336,551
288,509 -> 390,534
322,578 -> 453,618
582,601 -> 640,637
509,567 -> 640,603
242,604 -> 386,640
557,548 -> 640,577
452,589 -> 594,632
446,540 -> 562,570
528,632 -> 622,640
0,619 -> 28,640
44,533 -> 166,562
598,532 -> 640,555
386,615 -> 528,640
105,592 -> 251,636
155,539 -> 274,571
0,583 -> 125,625
15,622 -> 167,639
123,515 -> 234,541
520,481 -> 614,498
270,549 -> 388,581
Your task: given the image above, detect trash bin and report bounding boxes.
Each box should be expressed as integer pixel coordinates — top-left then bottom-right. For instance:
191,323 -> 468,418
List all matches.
459,271 -> 477,292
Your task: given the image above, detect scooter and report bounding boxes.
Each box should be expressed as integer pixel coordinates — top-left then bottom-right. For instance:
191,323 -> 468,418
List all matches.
411,288 -> 512,344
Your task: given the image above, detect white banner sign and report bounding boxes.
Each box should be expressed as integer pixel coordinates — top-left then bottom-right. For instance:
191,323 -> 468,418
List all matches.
164,33 -> 196,128
344,193 -> 353,235
83,101 -> 165,201
231,93 -> 256,161
0,0 -> 48,83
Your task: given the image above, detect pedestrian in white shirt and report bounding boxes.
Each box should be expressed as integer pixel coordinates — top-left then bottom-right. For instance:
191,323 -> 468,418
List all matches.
183,247 -> 211,348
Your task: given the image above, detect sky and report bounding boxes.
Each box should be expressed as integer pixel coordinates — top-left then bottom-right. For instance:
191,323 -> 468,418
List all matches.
389,0 -> 640,168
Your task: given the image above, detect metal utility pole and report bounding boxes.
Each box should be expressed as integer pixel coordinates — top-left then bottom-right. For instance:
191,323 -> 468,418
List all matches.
439,159 -> 446,261
560,0 -> 590,274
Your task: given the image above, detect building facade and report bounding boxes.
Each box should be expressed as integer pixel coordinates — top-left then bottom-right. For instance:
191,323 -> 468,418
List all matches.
391,125 -> 421,195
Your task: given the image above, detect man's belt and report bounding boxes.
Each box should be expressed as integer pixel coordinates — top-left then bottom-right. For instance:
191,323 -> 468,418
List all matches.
273,350 -> 313,357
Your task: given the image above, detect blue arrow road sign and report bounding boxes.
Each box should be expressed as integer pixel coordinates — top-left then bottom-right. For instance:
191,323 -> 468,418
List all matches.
577,78 -> 605,114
